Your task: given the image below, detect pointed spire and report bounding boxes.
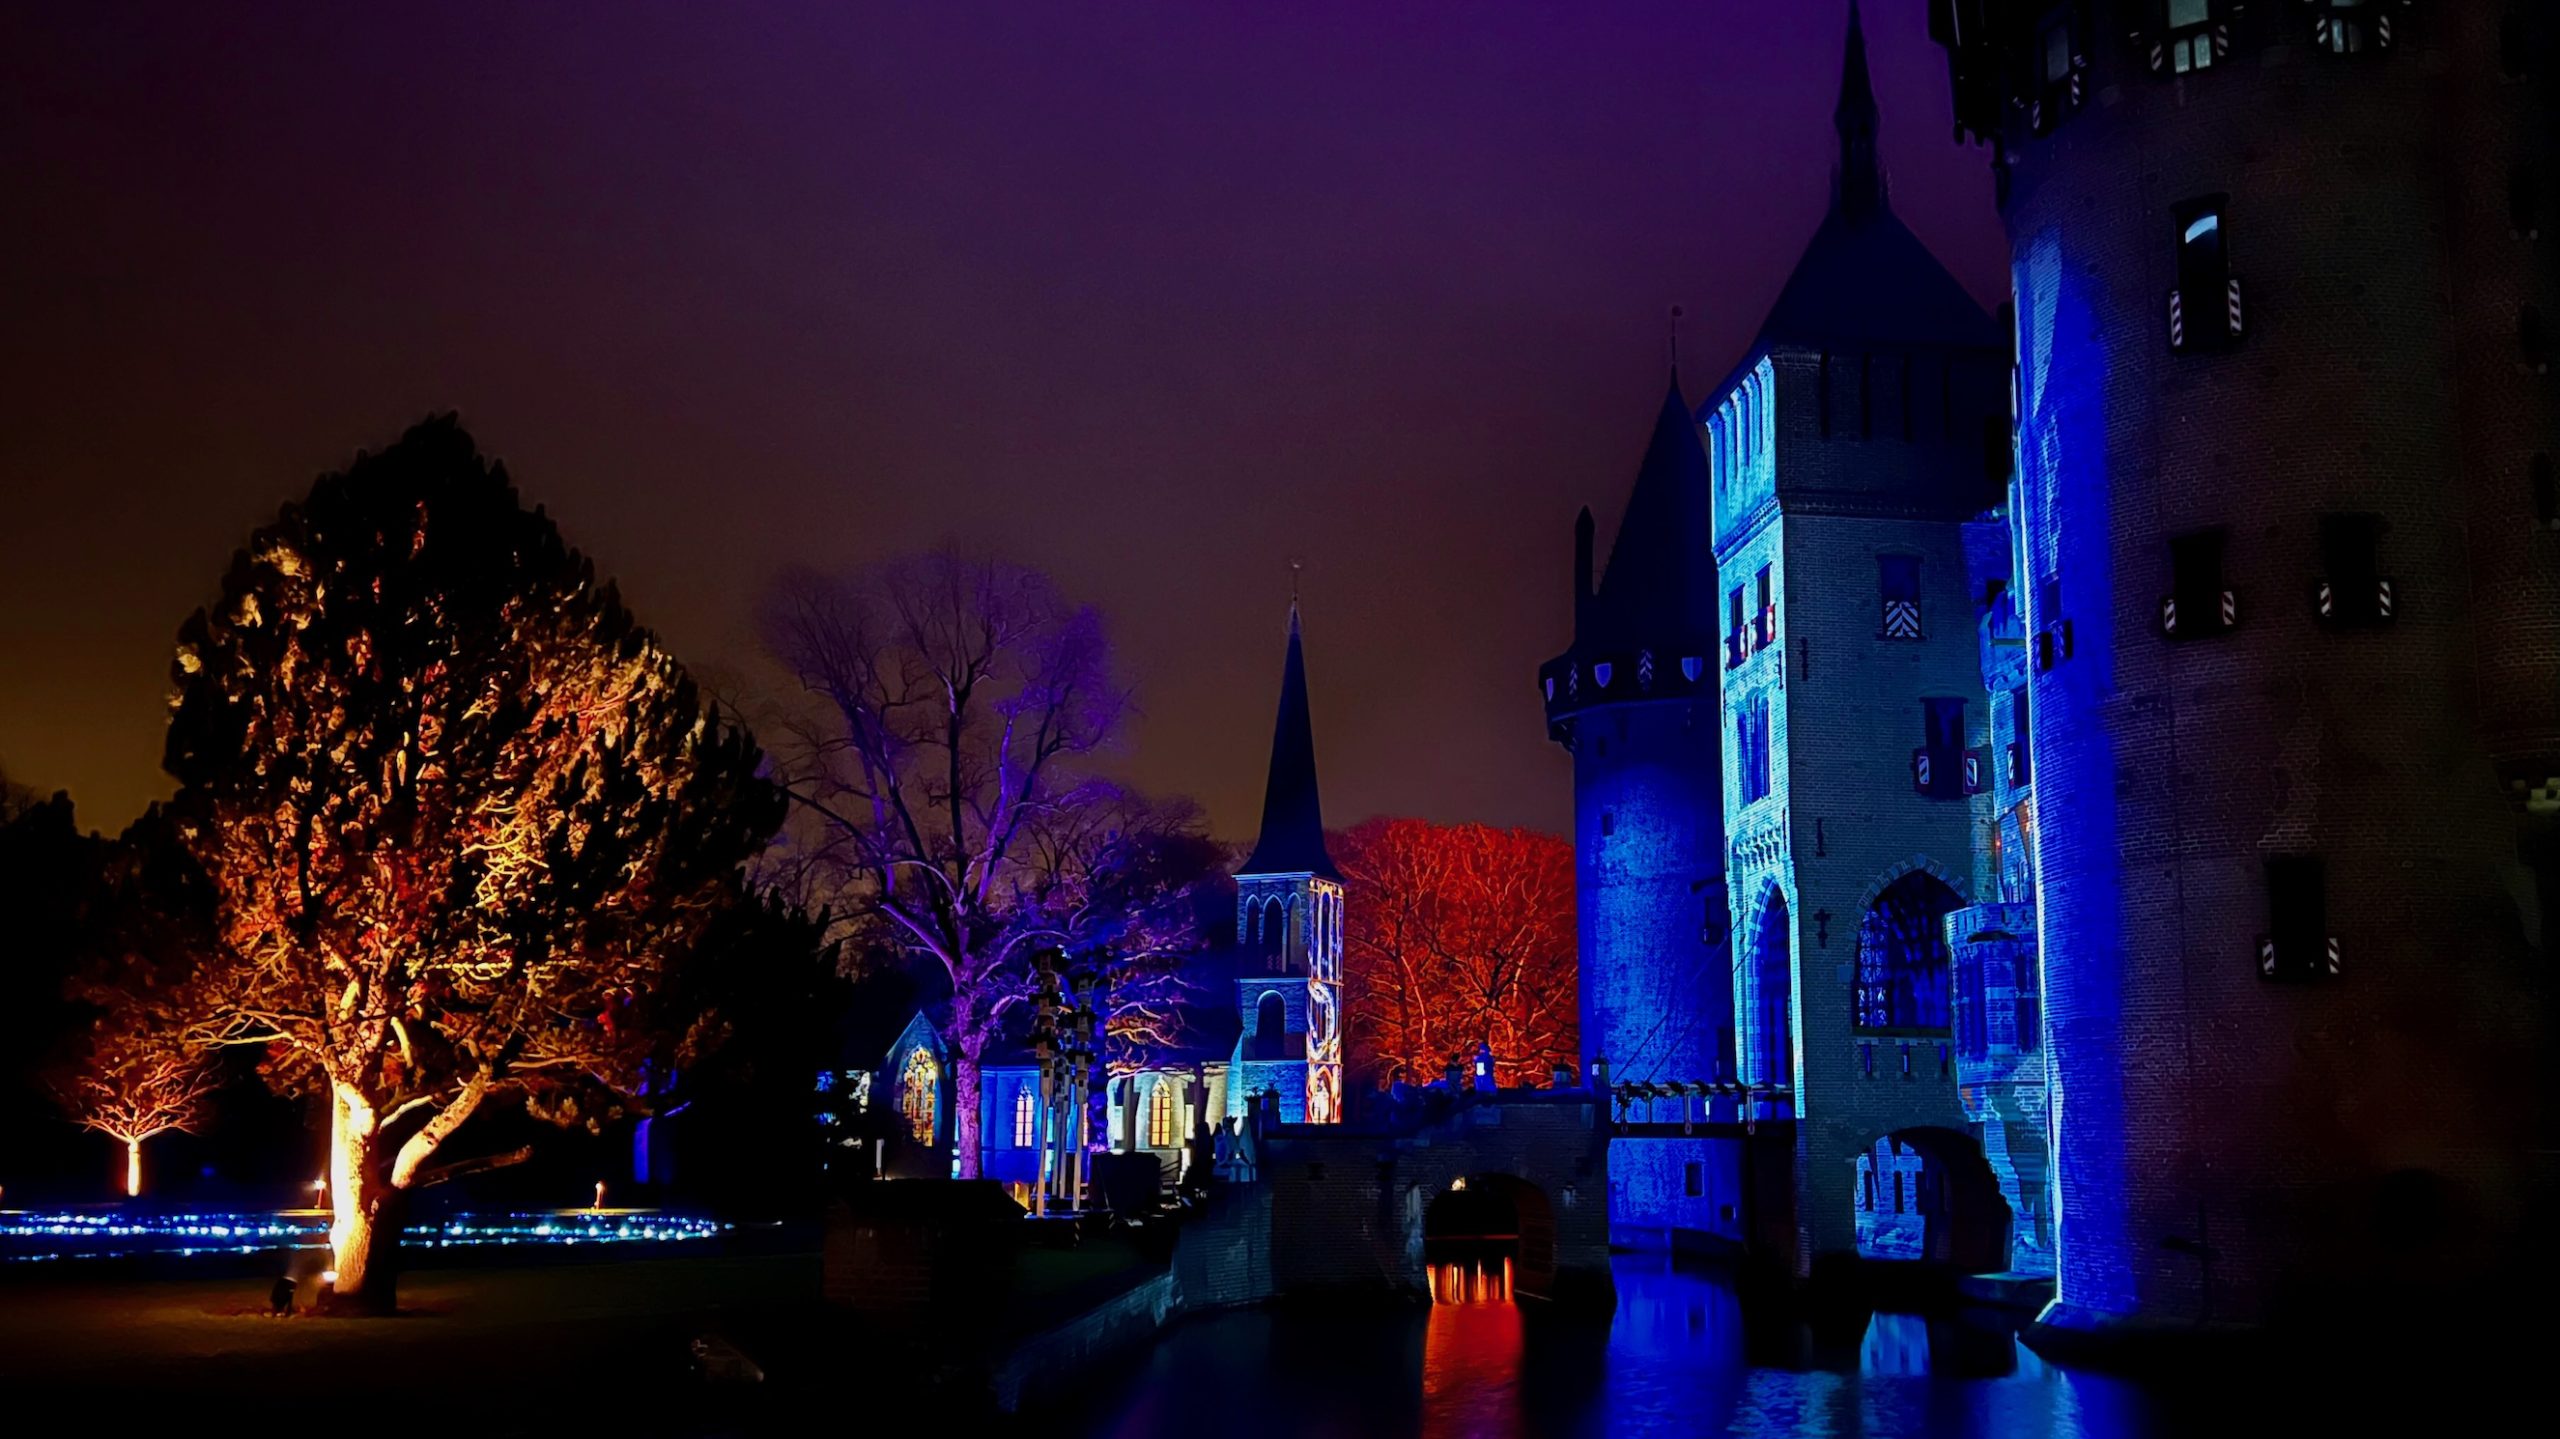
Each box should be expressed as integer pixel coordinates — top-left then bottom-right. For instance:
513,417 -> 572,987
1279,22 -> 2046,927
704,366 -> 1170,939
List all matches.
1834,0 -> 1884,227
1240,597 -> 1338,881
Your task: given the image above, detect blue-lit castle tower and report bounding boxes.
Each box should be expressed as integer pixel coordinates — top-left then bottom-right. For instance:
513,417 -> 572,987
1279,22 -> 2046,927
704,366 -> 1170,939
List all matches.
1539,380 -> 1736,1245
1703,2 -> 2015,1277
1935,1 -> 2553,1340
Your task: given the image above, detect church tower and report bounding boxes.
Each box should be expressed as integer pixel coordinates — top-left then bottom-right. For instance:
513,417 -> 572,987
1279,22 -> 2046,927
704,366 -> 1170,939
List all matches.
1935,2 -> 2553,1341
1236,601 -> 1345,1124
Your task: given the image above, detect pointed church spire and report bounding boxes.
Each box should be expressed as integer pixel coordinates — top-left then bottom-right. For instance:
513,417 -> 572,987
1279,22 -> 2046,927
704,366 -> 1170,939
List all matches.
1833,0 -> 1884,227
1240,597 -> 1338,881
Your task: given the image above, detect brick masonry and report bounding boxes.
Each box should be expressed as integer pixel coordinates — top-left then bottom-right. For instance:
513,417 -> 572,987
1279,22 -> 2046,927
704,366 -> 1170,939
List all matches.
1942,4 -> 2554,1332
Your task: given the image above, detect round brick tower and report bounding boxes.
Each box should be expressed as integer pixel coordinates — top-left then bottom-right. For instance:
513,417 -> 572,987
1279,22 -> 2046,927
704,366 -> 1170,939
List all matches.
1933,1 -> 2554,1339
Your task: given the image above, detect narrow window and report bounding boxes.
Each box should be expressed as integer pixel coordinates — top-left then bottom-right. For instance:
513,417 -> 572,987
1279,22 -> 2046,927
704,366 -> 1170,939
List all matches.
2163,528 -> 2235,638
1754,564 -> 1775,649
1013,1085 -> 1037,1148
2502,14 -> 2531,81
1914,698 -> 1967,800
2316,513 -> 2390,626
1738,695 -> 1772,805
2007,685 -> 2033,786
2512,164 -> 2540,241
2534,454 -> 2556,529
1727,585 -> 1747,666
2171,197 -> 2236,352
2524,306 -> 2550,372
1600,809 -> 1615,838
2165,0 -> 2216,74
1684,1161 -> 1705,1199
1148,1080 -> 1176,1147
2261,855 -> 2336,980
1880,555 -> 1923,639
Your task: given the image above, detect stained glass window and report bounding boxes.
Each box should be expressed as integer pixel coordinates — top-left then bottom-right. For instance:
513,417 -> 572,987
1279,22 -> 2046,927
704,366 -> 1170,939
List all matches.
900,1049 -> 939,1145
1013,1085 -> 1037,1148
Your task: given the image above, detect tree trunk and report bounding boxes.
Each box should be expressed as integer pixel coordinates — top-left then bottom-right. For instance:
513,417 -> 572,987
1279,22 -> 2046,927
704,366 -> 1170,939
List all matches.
324,1084 -> 395,1312
124,1138 -> 141,1198
951,1044 -> 983,1179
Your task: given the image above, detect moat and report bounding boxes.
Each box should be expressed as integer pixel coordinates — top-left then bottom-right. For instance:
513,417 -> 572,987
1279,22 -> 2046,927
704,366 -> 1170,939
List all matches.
1044,1253 -> 2497,1438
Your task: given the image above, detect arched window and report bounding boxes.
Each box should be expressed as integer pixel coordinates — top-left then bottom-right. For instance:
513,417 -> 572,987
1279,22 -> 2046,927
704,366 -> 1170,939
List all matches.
1147,1079 -> 1177,1148
1013,1084 -> 1038,1148
900,1049 -> 939,1145
1255,991 -> 1286,1055
1856,872 -> 1963,1030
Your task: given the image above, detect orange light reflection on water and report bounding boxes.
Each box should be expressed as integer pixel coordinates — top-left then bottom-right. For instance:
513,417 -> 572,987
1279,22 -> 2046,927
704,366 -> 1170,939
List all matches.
1422,1261 -> 1526,1439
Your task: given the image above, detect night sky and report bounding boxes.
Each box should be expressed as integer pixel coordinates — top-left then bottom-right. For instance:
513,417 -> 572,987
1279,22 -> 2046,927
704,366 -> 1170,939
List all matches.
0,1 -> 2002,844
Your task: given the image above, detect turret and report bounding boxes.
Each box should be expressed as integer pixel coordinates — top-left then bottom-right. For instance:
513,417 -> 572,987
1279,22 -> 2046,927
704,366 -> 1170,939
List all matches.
1933,1 -> 2551,1344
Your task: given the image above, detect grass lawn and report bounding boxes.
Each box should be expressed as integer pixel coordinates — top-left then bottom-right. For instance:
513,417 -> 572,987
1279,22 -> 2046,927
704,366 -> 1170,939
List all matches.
0,1253 -> 835,1435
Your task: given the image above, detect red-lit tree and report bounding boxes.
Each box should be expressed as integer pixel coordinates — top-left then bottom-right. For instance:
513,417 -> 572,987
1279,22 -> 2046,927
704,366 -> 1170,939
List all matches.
53,1018 -> 218,1198
1335,818 -> 1577,1089
155,417 -> 781,1307
760,554 -> 1212,1174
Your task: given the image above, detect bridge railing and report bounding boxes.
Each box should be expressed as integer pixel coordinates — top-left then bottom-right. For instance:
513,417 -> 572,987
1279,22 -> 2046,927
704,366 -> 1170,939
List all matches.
1602,1080 -> 1794,1135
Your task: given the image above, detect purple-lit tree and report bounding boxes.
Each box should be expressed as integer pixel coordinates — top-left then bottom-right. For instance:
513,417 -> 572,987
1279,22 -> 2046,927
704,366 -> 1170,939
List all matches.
761,553 -> 1214,1175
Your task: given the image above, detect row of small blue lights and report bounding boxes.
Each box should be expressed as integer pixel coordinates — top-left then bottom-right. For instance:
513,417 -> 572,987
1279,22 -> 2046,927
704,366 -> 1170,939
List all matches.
0,1210 -> 728,1263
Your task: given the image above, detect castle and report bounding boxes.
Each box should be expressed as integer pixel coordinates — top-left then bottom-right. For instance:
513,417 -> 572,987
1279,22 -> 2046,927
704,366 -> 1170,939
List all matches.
1550,0 -> 2552,1340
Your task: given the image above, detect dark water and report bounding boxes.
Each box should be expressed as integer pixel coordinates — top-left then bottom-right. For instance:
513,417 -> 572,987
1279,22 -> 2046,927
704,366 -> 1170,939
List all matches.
1051,1254 -> 2466,1438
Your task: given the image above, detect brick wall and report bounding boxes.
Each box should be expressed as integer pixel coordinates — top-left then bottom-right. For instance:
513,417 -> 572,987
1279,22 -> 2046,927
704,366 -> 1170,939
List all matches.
1994,12 -> 2549,1328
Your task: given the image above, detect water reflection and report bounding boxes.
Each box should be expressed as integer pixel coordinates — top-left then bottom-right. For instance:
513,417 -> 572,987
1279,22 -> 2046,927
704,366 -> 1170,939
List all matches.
1063,1253 -> 2203,1438
1427,1256 -> 1513,1305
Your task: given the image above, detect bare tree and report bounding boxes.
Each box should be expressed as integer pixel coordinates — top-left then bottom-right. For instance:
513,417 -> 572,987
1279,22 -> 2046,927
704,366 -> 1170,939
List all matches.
54,1019 -> 218,1197
763,552 -> 1206,1175
1336,818 -> 1578,1089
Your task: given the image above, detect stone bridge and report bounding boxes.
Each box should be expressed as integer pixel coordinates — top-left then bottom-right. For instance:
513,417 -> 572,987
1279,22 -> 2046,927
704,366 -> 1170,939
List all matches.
1238,1089 -> 1616,1308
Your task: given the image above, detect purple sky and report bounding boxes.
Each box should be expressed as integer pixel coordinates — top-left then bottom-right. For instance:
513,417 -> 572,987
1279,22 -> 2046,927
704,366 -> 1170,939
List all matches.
0,1 -> 2003,843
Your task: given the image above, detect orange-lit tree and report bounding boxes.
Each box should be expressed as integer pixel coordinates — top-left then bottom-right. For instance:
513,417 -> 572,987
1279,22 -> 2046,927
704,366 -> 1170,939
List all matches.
54,1018 -> 218,1197
155,417 -> 781,1308
1335,818 -> 1577,1089
761,554 -> 1210,1175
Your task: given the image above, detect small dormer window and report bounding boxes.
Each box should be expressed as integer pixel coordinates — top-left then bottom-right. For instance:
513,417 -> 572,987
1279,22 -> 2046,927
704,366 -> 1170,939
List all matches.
2163,0 -> 2220,74
2314,0 -> 2384,56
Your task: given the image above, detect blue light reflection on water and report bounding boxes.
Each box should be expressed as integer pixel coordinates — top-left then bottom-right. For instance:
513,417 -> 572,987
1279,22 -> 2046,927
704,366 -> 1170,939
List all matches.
0,1209 -> 727,1263
1061,1254 -> 2193,1439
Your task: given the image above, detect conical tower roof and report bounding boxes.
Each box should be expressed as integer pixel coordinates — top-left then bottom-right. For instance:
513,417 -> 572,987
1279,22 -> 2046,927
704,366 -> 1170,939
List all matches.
1739,1 -> 1998,358
1589,376 -> 1717,649
1239,603 -> 1338,881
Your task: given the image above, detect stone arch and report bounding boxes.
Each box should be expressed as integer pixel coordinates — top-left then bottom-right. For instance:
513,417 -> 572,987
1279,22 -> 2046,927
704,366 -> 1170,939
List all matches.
1852,1126 -> 2012,1273
1855,862 -> 1967,1032
1854,854 -> 1968,913
1742,884 -> 1795,1117
1422,1172 -> 1559,1303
